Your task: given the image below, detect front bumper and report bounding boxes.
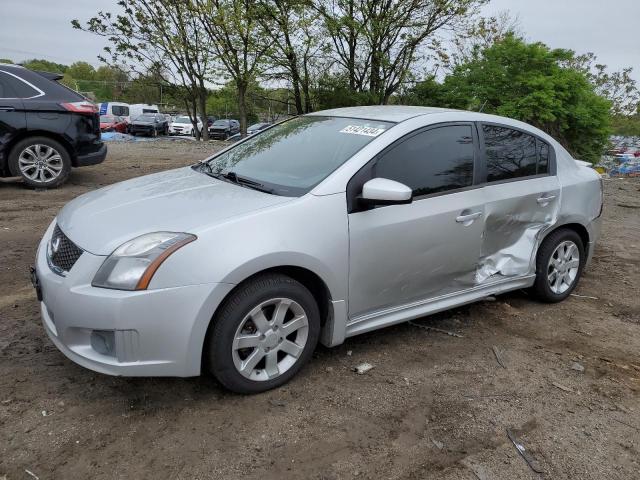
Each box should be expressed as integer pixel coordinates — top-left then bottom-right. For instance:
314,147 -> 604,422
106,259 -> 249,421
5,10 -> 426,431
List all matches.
35,225 -> 234,377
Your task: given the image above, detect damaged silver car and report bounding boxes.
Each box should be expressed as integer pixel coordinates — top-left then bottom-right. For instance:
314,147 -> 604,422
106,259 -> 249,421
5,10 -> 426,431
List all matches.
34,106 -> 603,393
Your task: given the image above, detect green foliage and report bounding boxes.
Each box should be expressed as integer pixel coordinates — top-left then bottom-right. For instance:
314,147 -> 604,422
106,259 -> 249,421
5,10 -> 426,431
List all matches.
314,74 -> 377,110
410,35 -> 612,162
66,61 -> 96,80
611,114 -> 640,137
21,58 -> 67,73
0,58 -> 13,64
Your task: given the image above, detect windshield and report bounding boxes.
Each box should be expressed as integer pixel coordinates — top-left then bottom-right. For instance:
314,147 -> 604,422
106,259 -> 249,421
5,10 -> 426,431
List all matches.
175,116 -> 192,123
135,115 -> 156,122
203,116 -> 393,196
213,120 -> 230,126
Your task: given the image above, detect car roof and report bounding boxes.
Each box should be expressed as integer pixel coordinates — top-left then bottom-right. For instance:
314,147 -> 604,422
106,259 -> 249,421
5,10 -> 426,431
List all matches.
307,105 -> 456,123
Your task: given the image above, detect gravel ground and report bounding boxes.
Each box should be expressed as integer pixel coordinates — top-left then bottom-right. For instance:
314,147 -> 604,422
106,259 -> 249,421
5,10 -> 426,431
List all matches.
1,141 -> 639,480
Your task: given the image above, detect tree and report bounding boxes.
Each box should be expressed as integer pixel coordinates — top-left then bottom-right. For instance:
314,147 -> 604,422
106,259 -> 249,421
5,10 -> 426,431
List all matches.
565,52 -> 640,116
316,0 -> 487,104
20,59 -> 67,73
73,0 -> 214,139
257,0 -> 324,114
196,0 -> 272,135
66,61 -> 96,80
431,35 -> 611,162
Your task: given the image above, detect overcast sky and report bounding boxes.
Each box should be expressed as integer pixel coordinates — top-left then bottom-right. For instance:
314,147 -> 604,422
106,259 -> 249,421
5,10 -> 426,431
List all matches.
1,0 -> 638,81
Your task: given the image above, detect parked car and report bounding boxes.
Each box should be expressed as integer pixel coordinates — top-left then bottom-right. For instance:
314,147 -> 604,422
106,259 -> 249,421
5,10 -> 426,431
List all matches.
99,115 -> 127,133
169,115 -> 202,136
0,64 -> 106,188
209,119 -> 240,139
129,113 -> 169,137
247,122 -> 272,135
33,106 -> 603,393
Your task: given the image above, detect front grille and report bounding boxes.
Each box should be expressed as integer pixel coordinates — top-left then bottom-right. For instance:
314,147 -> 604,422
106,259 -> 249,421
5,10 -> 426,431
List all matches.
48,225 -> 83,274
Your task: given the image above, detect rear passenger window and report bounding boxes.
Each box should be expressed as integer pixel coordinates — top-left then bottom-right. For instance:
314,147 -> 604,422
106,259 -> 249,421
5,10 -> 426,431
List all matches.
0,72 -> 39,98
374,125 -> 475,197
482,125 -> 542,182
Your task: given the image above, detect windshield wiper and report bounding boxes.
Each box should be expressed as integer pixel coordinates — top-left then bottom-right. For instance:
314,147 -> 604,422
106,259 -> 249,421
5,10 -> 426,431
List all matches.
223,171 -> 275,194
198,164 -> 274,194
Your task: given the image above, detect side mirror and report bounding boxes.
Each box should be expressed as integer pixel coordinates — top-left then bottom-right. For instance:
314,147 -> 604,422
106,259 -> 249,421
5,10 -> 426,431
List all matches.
360,178 -> 412,206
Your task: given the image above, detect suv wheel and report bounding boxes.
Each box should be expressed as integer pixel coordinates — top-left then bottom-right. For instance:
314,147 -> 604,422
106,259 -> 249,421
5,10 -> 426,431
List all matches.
206,273 -> 320,394
532,228 -> 585,302
9,137 -> 71,188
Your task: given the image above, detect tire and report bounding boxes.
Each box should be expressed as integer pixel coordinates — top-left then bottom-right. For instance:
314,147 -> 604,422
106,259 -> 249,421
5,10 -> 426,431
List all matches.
206,273 -> 320,394
152,128 -> 158,138
8,136 -> 71,188
532,228 -> 585,303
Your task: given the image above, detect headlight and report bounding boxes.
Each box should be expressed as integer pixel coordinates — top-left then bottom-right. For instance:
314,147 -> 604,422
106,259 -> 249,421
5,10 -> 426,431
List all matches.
92,232 -> 196,291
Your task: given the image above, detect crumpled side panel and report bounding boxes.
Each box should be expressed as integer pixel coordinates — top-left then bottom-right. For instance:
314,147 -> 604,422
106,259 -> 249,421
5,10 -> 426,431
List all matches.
476,179 -> 561,284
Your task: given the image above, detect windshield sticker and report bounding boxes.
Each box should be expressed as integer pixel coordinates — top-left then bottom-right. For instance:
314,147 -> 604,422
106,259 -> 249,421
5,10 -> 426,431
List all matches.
340,125 -> 386,137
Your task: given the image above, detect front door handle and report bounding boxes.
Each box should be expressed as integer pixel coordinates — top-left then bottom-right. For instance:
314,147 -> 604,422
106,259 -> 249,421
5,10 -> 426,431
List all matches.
456,211 -> 482,225
0,106 -> 15,112
537,194 -> 557,206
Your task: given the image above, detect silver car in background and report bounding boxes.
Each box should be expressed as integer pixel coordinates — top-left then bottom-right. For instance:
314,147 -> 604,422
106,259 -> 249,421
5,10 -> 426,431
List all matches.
33,106 -> 603,393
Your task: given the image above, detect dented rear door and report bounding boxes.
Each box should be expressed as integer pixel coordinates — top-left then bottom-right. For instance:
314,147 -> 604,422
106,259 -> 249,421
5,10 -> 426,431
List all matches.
476,124 -> 561,283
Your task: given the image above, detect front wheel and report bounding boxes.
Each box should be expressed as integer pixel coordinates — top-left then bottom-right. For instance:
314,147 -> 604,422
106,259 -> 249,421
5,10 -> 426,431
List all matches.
532,228 -> 585,302
206,274 -> 320,394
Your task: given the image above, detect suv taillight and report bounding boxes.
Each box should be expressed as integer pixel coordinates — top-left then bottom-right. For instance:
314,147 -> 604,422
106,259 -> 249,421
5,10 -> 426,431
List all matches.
61,101 -> 98,114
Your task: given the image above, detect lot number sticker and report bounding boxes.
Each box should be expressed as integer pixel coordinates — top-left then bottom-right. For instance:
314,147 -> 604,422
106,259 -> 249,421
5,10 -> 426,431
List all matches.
340,125 -> 386,137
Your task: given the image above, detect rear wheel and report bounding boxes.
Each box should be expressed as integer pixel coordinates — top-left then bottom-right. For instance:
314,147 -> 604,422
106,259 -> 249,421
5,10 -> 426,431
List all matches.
206,273 -> 320,394
532,228 -> 585,302
8,137 -> 71,188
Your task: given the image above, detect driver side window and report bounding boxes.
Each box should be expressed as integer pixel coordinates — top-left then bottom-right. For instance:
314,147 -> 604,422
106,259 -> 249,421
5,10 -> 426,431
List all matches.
374,125 -> 475,198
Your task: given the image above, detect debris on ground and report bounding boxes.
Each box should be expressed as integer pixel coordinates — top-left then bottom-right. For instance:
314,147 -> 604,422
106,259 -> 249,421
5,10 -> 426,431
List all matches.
506,428 -> 544,474
408,321 -> 464,337
432,439 -> 444,450
552,382 -> 574,393
353,363 -> 374,375
570,293 -> 599,300
24,469 -> 39,480
571,362 -> 585,372
492,346 -> 507,369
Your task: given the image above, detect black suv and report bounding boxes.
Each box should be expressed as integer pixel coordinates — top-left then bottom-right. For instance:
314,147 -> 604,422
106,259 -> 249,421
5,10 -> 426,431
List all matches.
0,64 -> 106,188
209,119 -> 240,140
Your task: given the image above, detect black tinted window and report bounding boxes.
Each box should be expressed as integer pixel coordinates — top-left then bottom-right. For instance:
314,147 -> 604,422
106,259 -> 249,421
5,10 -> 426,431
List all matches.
483,125 -> 541,181
538,141 -> 549,174
112,105 -> 129,116
0,73 -> 15,97
3,72 -> 39,98
374,125 -> 475,197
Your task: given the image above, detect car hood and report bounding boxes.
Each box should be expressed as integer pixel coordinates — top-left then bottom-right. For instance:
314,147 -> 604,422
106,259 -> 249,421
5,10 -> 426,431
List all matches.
57,167 -> 294,255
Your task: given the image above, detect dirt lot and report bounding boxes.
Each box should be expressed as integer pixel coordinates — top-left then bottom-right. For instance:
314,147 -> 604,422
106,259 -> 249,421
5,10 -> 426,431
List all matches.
1,141 -> 639,480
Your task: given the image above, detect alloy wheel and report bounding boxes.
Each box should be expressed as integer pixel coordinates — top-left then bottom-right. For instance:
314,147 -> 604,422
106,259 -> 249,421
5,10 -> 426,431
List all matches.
232,298 -> 309,381
547,240 -> 580,294
18,144 -> 63,184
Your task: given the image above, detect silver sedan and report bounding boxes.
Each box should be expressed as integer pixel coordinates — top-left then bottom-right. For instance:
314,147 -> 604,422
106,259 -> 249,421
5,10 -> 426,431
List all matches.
33,106 -> 603,393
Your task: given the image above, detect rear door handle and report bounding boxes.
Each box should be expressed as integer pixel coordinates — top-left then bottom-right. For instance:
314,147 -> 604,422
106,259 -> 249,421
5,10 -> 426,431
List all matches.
456,211 -> 482,225
537,195 -> 557,205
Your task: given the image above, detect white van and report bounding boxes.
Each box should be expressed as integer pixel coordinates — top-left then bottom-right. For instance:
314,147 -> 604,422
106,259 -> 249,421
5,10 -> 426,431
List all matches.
99,102 -> 130,119
129,104 -> 160,121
